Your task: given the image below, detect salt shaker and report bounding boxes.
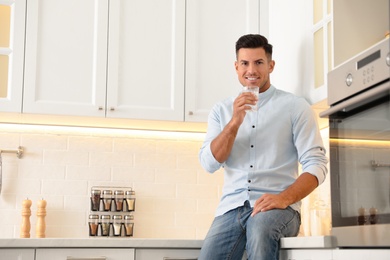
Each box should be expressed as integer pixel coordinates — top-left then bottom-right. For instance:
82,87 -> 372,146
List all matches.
20,198 -> 32,238
36,199 -> 47,238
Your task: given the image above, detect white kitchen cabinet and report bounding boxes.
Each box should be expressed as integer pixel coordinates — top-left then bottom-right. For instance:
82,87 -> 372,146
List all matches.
332,249 -> 390,260
106,0 -> 185,121
135,249 -> 199,260
0,249 -> 34,260
184,0 -> 260,122
36,248 -> 135,260
0,0 -> 26,112
21,0 -> 264,123
23,0 -> 109,117
22,0 -> 185,121
279,249 -> 333,260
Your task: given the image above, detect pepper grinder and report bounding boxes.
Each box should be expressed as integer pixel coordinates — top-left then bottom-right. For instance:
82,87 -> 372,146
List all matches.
36,199 -> 47,238
20,198 -> 32,238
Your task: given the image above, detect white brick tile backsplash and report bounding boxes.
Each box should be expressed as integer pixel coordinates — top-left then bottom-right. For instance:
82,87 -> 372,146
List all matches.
155,168 -> 197,184
41,180 -> 88,196
68,136 -> 113,152
19,164 -> 66,180
89,151 -> 134,167
66,165 -> 111,181
44,150 -> 89,166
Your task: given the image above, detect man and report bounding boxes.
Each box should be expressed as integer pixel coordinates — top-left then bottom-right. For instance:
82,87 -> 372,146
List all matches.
198,34 -> 328,260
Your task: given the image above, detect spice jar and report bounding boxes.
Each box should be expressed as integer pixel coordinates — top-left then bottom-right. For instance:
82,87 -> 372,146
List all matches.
100,215 -> 111,236
124,215 -> 134,236
113,215 -> 123,236
358,207 -> 367,225
114,190 -> 124,211
90,189 -> 101,211
102,190 -> 113,211
88,214 -> 99,236
125,190 -> 136,212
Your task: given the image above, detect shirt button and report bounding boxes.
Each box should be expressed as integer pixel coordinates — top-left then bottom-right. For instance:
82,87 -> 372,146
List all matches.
250,165 -> 253,168
248,180 -> 251,183
250,145 -> 254,148
252,125 -> 255,128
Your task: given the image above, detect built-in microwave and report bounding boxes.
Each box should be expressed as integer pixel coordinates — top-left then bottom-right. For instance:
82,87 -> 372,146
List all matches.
320,38 -> 390,247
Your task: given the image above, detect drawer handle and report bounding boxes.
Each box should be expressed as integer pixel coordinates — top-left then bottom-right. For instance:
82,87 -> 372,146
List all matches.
67,257 -> 106,260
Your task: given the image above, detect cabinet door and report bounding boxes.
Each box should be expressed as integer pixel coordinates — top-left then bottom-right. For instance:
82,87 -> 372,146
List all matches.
106,0 -> 185,121
36,248 -> 135,260
0,0 -> 26,112
0,249 -> 35,260
23,0 -> 109,117
185,0 -> 260,122
281,249 -> 333,260
136,249 -> 199,260
333,249 -> 390,260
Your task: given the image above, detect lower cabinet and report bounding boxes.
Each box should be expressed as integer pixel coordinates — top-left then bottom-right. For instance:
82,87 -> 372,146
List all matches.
280,248 -> 390,260
279,249 -> 333,260
332,249 -> 390,259
135,249 -> 200,260
0,249 -> 35,260
36,248 -> 135,260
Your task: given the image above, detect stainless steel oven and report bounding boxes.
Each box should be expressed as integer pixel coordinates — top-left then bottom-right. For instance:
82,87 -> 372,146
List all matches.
320,38 -> 390,247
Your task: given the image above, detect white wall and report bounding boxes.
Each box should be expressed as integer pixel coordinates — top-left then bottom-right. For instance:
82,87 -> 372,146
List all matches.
0,124 -> 223,239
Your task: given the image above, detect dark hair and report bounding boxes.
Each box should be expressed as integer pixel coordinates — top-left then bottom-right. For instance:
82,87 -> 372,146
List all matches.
235,34 -> 273,60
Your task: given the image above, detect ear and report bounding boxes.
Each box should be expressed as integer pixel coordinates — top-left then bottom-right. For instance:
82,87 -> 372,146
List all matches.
269,60 -> 275,73
234,60 -> 239,73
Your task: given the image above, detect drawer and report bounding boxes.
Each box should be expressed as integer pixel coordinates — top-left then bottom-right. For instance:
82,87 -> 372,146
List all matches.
135,249 -> 200,260
36,248 -> 135,260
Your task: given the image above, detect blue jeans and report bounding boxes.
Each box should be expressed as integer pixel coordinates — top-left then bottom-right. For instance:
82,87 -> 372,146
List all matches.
198,201 -> 301,260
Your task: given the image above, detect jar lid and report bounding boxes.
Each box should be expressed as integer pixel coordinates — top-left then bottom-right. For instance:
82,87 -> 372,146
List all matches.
114,190 -> 124,195
113,215 -> 123,220
125,190 -> 135,195
91,189 -> 101,194
124,215 -> 134,220
89,214 -> 99,219
101,215 -> 111,219
103,190 -> 112,195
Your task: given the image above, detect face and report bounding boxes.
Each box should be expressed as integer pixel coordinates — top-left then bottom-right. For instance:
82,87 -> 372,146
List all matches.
235,47 -> 275,92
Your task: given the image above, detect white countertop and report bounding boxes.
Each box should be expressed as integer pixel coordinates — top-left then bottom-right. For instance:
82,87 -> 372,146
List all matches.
0,238 -> 203,249
280,236 -> 336,249
0,236 -> 335,249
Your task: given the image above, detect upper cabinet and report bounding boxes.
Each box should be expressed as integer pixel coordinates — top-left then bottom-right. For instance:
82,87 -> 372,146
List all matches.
333,0 -> 389,67
23,0 -> 185,120
0,0 -> 26,112
106,0 -> 185,121
185,0 -> 260,122
7,0 -> 262,123
23,0 -> 110,117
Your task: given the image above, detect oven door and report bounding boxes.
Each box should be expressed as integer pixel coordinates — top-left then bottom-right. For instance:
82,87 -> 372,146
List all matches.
321,81 -> 390,247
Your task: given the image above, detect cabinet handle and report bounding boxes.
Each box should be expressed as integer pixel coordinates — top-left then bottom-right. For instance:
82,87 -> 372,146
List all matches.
110,107 -> 115,111
188,111 -> 194,115
98,106 -> 104,111
67,257 -> 106,260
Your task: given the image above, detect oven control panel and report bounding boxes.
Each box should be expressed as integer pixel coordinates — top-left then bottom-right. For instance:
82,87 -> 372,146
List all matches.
328,38 -> 389,106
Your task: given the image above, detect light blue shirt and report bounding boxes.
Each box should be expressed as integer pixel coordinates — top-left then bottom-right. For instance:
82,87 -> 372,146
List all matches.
199,85 -> 328,216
